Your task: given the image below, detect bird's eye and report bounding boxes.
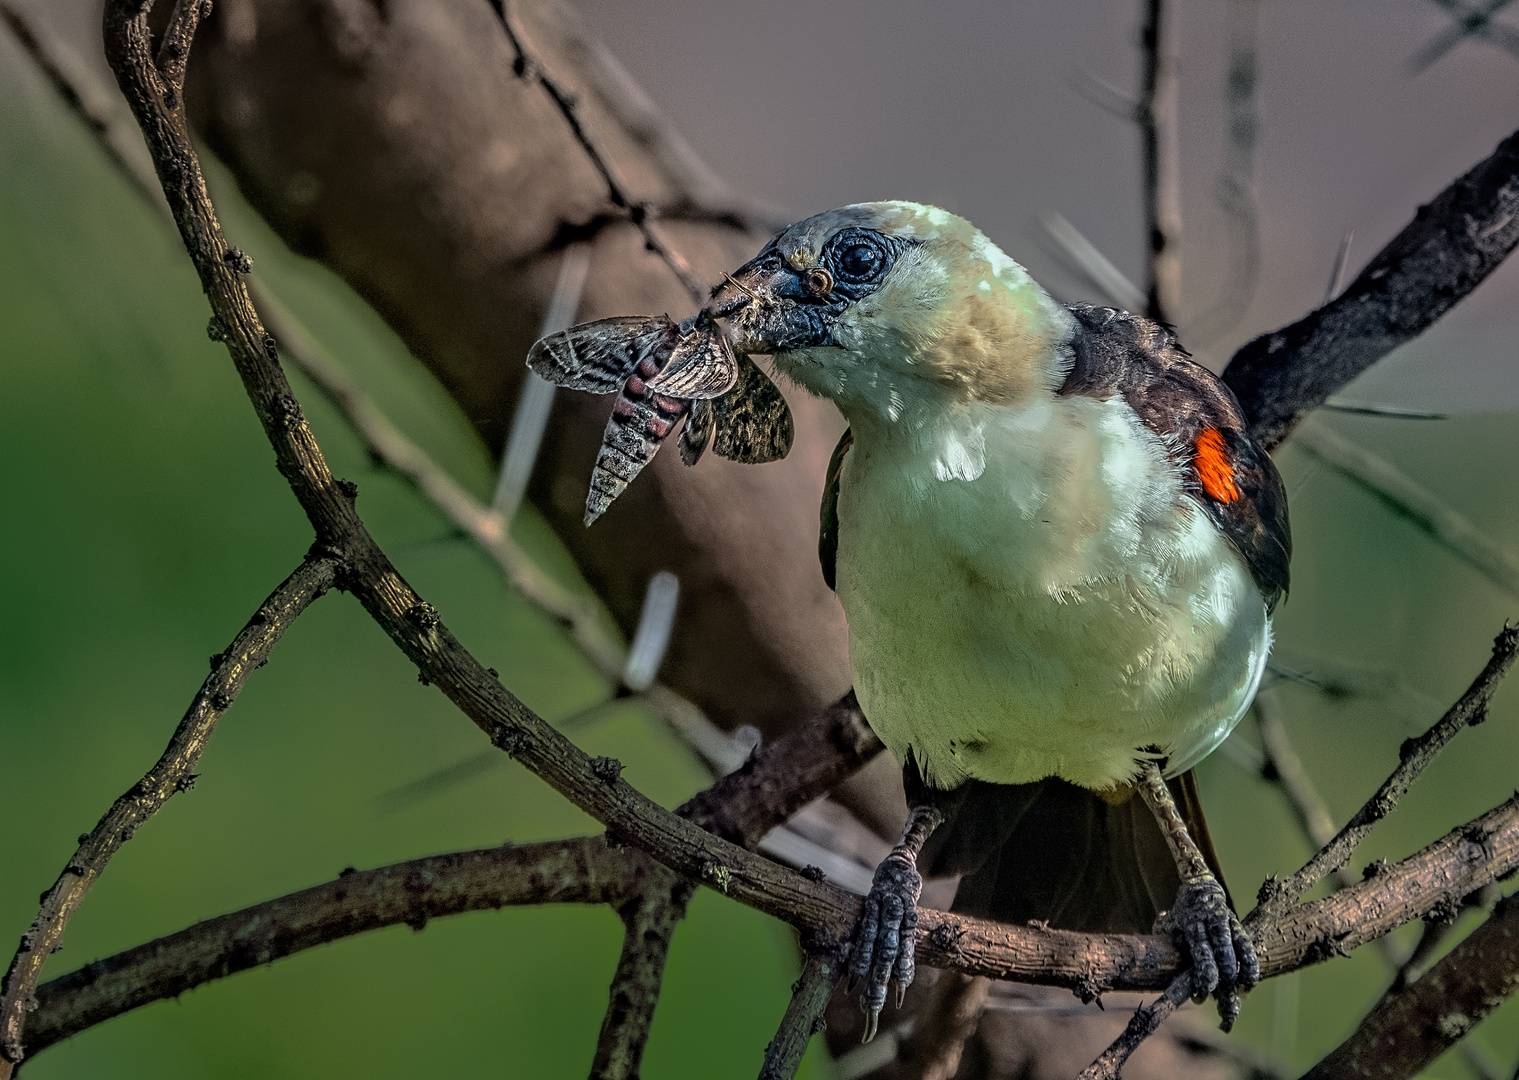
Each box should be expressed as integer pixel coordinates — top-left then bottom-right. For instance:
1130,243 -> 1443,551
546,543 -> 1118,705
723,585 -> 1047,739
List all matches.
837,243 -> 882,283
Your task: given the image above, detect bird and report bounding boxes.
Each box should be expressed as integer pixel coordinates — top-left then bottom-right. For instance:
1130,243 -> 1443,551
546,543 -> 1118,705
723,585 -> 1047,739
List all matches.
699,201 -> 1291,1040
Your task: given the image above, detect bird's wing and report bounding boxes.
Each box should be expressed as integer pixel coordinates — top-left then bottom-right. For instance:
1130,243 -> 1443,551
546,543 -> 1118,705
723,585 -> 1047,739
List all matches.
710,354 -> 794,464
818,427 -> 853,591
527,315 -> 678,393
1060,304 -> 1292,612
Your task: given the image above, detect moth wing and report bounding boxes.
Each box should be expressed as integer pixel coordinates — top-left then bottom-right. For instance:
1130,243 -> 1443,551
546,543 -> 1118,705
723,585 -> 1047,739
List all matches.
645,328 -> 740,399
527,315 -> 676,393
679,399 -> 714,466
711,355 -> 794,464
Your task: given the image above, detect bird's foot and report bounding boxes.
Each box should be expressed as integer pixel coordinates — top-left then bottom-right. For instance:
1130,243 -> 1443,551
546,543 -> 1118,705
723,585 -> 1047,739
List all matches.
1155,873 -> 1258,1031
848,849 -> 923,1042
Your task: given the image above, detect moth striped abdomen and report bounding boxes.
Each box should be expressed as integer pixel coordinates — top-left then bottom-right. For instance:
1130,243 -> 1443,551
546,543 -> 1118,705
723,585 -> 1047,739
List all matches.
585,353 -> 690,525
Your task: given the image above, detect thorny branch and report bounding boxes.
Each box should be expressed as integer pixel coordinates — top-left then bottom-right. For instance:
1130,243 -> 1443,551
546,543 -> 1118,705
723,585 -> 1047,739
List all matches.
485,0 -> 709,305
1225,125 -> 1519,451
759,951 -> 844,1080
1302,892 -> 1519,1080
1250,623 -> 1519,921
22,837 -> 625,1057
592,877 -> 695,1080
0,553 -> 337,1068
24,691 -> 882,1059
1076,973 -> 1194,1080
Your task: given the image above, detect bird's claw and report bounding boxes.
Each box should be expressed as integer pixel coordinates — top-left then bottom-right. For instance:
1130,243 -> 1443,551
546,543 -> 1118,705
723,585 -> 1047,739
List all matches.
1155,873 -> 1258,1031
848,850 -> 922,1042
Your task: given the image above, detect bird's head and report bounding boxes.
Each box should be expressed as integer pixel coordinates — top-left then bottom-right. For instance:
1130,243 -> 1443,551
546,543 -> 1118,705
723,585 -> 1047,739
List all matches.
709,201 -> 1074,424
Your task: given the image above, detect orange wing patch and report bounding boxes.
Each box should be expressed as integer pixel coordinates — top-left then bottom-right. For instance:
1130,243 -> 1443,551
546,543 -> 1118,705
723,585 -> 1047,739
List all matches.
1194,427 -> 1240,503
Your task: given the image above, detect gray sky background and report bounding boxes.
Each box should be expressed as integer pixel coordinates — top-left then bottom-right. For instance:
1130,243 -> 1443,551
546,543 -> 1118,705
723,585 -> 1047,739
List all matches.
574,0 -> 1519,412
12,0 -> 1519,410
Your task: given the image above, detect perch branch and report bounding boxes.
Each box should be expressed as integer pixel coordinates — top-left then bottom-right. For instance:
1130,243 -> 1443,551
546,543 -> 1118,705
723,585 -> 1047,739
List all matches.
1302,893 -> 1519,1080
759,950 -> 843,1080
1225,126 -> 1519,450
485,0 -> 708,305
26,784 -> 1519,1062
1251,623 -> 1518,920
0,553 -> 337,1069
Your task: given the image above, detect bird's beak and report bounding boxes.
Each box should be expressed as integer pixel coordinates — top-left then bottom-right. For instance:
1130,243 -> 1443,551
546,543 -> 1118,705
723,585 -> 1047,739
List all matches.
706,249 -> 833,353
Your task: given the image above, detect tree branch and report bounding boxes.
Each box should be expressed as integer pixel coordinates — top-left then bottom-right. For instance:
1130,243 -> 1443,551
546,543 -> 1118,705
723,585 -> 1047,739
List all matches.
1302,893 -> 1519,1080
0,553 -> 337,1070
759,950 -> 842,1080
1251,623 -> 1519,920
590,874 -> 695,1080
23,836 -> 625,1057
26,784 -> 1519,1063
1225,126 -> 1519,450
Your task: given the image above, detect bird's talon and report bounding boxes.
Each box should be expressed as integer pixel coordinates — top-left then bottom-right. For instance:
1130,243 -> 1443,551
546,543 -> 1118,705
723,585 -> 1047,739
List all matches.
849,851 -> 923,1041
1156,873 -> 1255,1023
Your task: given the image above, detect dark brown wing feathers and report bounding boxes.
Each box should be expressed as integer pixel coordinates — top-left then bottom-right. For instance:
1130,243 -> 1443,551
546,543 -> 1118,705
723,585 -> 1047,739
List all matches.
913,768 -> 1231,934
818,427 -> 854,591
1060,304 -> 1292,612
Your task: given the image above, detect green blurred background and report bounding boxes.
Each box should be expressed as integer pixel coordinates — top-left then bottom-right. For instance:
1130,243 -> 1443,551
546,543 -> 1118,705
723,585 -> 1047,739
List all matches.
2,12 -> 1518,1079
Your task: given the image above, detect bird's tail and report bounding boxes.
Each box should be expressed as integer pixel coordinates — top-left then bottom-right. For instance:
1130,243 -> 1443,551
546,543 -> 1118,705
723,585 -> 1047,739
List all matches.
920,771 -> 1228,934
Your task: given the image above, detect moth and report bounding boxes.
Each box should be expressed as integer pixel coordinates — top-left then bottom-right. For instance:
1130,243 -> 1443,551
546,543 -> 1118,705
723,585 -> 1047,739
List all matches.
527,312 -> 794,524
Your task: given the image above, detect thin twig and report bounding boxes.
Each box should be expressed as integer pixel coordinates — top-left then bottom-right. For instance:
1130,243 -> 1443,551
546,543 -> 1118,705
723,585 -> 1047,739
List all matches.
153,0 -> 205,95
486,0 -> 708,305
1409,0 -> 1519,74
1294,419 -> 1519,601
0,553 -> 337,1070
1254,690 -> 1347,876
591,877 -> 696,1080
1138,0 -> 1181,324
1324,229 -> 1355,305
492,243 -> 590,520
1302,893 -> 1519,1080
1319,400 -> 1446,419
23,836 -> 627,1057
1251,623 -> 1519,921
1036,211 -> 1146,312
759,950 -> 842,1080
1075,973 -> 1193,1080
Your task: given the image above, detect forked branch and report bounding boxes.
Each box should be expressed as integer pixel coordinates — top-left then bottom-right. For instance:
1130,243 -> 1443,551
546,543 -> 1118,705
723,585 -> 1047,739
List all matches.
0,553 -> 337,1070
